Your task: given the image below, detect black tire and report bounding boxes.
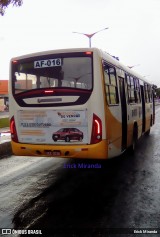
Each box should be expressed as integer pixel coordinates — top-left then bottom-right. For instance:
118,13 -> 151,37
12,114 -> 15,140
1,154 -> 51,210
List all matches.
79,136 -> 83,141
52,135 -> 57,141
65,136 -> 70,142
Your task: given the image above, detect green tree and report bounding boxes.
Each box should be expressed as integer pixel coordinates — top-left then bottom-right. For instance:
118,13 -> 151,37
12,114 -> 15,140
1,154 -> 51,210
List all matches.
0,0 -> 23,16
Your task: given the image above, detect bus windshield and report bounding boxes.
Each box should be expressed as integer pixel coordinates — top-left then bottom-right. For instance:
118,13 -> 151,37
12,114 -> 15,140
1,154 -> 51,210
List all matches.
12,54 -> 93,95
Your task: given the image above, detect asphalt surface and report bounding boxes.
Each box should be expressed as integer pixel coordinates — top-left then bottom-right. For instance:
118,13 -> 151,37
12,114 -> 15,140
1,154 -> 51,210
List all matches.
0,156 -> 66,236
0,108 -> 160,236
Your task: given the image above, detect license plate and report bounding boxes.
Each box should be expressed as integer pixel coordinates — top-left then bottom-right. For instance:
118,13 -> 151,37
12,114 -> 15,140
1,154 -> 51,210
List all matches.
45,150 -> 61,156
53,151 -> 61,156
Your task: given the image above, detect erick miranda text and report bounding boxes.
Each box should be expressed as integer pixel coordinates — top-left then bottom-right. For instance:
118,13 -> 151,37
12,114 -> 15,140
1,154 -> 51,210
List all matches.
134,230 -> 158,234
64,163 -> 101,169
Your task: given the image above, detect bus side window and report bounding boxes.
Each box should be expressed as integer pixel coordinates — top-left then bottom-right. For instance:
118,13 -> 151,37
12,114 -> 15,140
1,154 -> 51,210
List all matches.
134,78 -> 141,103
144,83 -> 149,103
149,86 -> 153,102
103,62 -> 119,105
127,75 -> 141,104
144,84 -> 152,103
130,76 -> 135,103
147,84 -> 152,102
104,70 -> 110,84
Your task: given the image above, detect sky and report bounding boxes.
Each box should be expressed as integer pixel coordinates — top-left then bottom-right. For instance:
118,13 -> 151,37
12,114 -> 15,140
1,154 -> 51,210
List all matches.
0,0 -> 160,87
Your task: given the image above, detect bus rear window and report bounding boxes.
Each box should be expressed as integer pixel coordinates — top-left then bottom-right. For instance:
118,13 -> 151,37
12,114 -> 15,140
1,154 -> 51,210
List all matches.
12,55 -> 93,95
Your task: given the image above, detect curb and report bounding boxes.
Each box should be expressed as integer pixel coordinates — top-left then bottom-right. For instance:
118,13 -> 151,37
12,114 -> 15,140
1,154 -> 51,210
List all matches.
0,141 -> 13,159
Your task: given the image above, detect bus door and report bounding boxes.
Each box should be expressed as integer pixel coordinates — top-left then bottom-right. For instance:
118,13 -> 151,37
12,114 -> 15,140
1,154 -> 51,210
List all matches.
118,77 -> 127,151
140,85 -> 145,133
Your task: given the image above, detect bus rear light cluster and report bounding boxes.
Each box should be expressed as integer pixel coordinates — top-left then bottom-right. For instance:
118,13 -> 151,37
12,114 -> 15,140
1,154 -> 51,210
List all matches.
90,114 -> 102,144
10,116 -> 18,142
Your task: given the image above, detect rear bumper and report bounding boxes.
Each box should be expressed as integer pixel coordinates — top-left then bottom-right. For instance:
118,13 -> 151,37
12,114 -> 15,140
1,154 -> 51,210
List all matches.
11,140 -> 108,159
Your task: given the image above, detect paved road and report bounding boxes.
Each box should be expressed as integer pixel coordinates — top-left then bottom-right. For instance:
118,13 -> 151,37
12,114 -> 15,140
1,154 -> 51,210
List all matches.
0,155 -> 66,235
0,107 -> 160,236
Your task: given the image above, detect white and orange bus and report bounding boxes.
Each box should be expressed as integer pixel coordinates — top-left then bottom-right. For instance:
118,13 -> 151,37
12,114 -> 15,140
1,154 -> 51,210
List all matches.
9,48 -> 155,159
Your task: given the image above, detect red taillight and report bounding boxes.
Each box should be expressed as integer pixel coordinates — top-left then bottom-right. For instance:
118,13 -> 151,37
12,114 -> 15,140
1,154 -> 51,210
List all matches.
10,116 -> 18,142
90,114 -> 102,144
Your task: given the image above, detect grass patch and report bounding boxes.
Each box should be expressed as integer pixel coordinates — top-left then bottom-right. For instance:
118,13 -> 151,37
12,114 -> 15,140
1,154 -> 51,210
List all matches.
0,117 -> 9,128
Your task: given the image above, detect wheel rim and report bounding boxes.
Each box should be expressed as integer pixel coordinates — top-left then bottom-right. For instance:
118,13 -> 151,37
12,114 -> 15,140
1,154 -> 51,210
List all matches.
66,136 -> 70,142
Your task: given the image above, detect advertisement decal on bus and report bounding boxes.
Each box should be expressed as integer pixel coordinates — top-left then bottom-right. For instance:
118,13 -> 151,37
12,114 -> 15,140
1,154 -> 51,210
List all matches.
17,110 -> 88,144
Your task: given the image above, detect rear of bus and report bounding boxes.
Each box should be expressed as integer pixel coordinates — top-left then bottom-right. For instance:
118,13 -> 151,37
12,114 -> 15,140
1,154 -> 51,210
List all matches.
9,48 -> 108,159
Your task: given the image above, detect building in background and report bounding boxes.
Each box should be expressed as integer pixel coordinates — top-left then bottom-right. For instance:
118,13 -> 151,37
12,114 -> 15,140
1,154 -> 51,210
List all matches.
0,80 -> 9,111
